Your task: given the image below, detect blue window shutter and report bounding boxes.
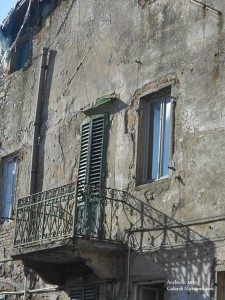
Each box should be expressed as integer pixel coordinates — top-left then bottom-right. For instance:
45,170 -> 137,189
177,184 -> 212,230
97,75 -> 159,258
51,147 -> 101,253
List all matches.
1,157 -> 17,221
16,41 -> 29,70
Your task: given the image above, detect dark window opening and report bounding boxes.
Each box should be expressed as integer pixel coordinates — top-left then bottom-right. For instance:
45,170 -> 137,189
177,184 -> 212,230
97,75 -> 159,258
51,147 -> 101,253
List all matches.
15,40 -> 29,70
137,282 -> 165,300
217,271 -> 225,300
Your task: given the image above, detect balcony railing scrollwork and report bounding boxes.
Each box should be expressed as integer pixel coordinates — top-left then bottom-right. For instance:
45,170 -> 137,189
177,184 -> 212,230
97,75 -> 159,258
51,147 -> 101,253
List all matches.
14,182 -> 200,249
14,182 -> 76,246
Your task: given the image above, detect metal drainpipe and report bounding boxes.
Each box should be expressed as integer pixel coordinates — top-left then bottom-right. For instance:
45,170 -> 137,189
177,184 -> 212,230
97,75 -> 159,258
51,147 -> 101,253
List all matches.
23,276 -> 27,300
30,47 -> 48,195
23,267 -> 29,300
125,235 -> 132,300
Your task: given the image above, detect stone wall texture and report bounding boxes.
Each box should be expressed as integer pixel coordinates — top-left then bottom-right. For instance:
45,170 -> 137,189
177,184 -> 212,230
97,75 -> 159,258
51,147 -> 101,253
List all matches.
1,0 -> 225,299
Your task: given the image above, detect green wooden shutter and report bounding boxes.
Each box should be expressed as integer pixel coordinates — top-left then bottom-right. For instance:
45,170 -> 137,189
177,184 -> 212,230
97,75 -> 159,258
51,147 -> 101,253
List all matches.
89,114 -> 108,186
77,113 -> 108,194
76,114 -> 108,237
70,285 -> 98,300
77,122 -> 90,198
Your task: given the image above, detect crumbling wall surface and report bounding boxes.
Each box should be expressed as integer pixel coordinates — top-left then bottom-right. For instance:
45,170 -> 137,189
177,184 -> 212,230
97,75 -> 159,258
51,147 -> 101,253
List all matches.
31,0 -> 225,225
0,0 -> 225,298
32,1 -> 225,298
0,222 -> 66,299
0,222 -> 24,295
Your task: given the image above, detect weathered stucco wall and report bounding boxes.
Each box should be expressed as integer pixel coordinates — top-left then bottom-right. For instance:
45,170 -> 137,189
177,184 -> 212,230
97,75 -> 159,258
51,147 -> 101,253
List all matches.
1,0 -> 225,299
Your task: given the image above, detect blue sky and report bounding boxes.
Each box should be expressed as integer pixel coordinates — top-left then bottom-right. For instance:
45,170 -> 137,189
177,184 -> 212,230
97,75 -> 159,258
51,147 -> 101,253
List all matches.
0,0 -> 18,23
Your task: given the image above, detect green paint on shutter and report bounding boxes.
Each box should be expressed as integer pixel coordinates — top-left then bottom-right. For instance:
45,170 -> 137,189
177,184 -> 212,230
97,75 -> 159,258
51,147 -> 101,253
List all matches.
77,122 -> 90,198
76,114 -> 108,237
77,113 -> 108,195
89,114 -> 108,186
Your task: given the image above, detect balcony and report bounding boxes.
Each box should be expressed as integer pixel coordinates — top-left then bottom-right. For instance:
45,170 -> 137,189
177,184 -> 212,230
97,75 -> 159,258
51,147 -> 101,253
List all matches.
12,182 -> 132,248
11,182 -> 203,284
11,182 -> 131,283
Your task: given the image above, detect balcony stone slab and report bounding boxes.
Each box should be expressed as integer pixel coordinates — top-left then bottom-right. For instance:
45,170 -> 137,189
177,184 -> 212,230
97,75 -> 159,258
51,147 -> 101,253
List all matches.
11,237 -> 124,284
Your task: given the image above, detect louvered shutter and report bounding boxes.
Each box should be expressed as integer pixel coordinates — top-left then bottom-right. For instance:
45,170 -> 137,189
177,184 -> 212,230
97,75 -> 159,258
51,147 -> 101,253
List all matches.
70,285 -> 98,300
76,114 -> 108,237
77,114 -> 108,195
89,116 -> 107,186
77,122 -> 90,198
71,288 -> 82,300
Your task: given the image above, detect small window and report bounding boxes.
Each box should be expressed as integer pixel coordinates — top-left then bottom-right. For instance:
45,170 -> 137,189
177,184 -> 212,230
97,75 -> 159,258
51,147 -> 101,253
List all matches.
15,40 -> 29,71
136,283 -> 164,300
10,37 -> 30,72
0,156 -> 17,223
70,285 -> 98,300
136,88 -> 172,184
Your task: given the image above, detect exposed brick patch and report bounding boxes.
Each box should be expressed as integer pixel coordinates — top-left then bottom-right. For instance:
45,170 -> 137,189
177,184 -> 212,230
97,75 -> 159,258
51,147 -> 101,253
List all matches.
138,0 -> 156,7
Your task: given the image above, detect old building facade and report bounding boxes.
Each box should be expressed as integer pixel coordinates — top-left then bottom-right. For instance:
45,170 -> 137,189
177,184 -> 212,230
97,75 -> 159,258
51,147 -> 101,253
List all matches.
1,0 -> 225,299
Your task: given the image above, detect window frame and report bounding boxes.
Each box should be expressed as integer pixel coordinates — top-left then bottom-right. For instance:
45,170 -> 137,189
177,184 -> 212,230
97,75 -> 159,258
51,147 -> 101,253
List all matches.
216,271 -> 225,300
0,154 -> 18,223
134,281 -> 165,300
136,87 -> 174,185
10,34 -> 31,73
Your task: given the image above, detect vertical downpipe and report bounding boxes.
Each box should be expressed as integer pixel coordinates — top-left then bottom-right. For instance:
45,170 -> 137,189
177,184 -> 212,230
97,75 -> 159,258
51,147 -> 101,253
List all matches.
23,267 -> 29,300
30,47 -> 48,195
23,275 -> 27,300
125,235 -> 132,300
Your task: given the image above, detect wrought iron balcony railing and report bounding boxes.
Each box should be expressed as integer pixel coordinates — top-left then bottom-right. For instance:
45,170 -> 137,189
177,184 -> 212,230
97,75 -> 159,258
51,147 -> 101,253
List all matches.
14,182 -> 76,246
14,182 -> 202,249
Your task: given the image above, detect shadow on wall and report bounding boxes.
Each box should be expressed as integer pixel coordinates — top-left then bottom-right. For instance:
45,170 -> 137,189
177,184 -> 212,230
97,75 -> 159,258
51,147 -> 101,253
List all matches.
122,193 -> 215,299
37,49 -> 57,192
130,243 -> 214,300
85,186 -> 216,299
